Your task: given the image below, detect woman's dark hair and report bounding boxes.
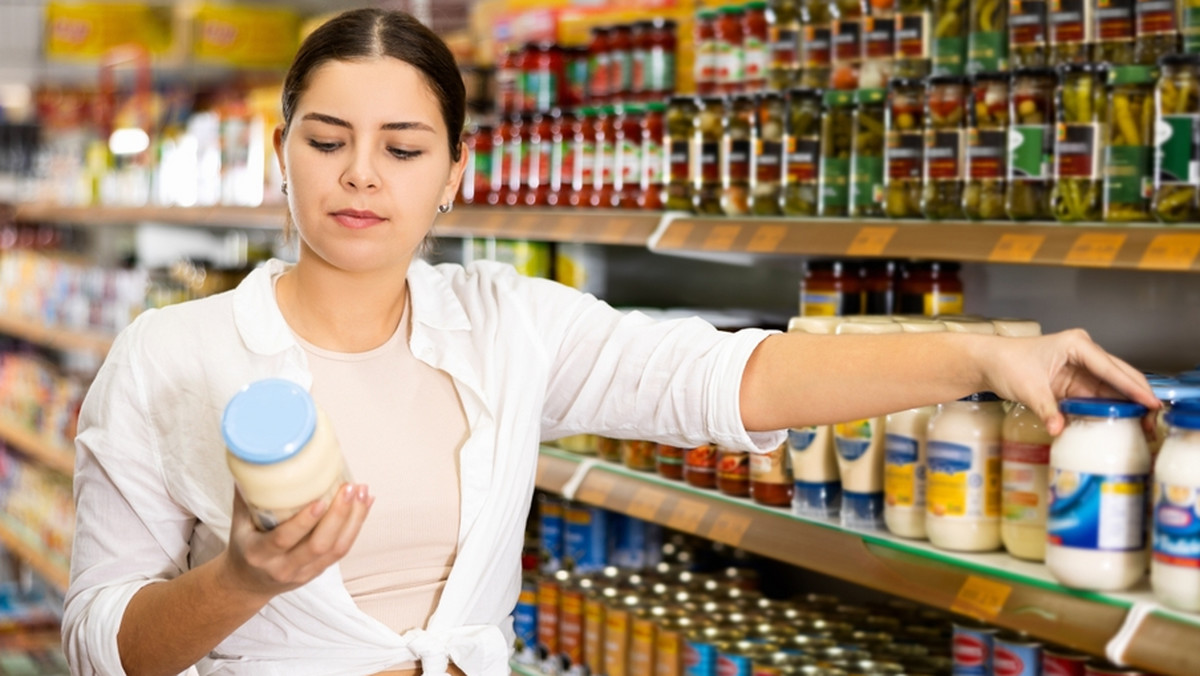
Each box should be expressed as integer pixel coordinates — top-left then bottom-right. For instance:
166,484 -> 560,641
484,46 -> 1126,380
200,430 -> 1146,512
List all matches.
280,8 -> 465,162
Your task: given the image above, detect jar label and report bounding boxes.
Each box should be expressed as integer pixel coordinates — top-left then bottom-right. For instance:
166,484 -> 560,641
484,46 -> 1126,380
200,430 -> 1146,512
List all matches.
665,136 -> 692,185
1155,114 -> 1200,185
928,440 -> 1001,519
925,291 -> 964,315
647,48 -> 676,93
1104,145 -> 1152,206
1048,0 -> 1092,45
885,433 -> 924,509
834,419 -> 873,461
757,139 -> 784,183
750,444 -> 789,484
967,30 -> 1007,73
802,24 -> 833,68
1048,470 -> 1146,551
696,41 -> 718,87
1154,482 -> 1200,567
717,40 -> 745,85
590,53 -> 612,99
745,37 -> 769,81
968,128 -> 1009,179
1009,124 -> 1052,180
864,15 -> 896,59
1010,0 -> 1049,46
1055,123 -> 1101,179
1186,7 -> 1200,51
723,137 -> 752,181
820,156 -> 850,207
787,135 -> 821,183
617,138 -> 641,186
895,12 -> 932,58
1136,0 -> 1177,35
700,141 -> 721,184
1002,441 -> 1051,526
801,292 -> 843,316
598,139 -> 616,187
933,36 -> 966,75
771,26 -> 800,66
788,426 -> 818,452
833,19 -> 863,64
887,130 -> 925,179
1095,0 -> 1135,42
925,129 -> 965,181
851,155 -> 885,206
643,139 -> 665,185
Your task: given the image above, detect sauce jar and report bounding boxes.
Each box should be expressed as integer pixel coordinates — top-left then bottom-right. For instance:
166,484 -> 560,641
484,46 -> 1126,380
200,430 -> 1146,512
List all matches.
885,77 -> 926,218
594,105 -> 617,208
615,103 -> 645,209
1006,67 -> 1057,220
495,114 -> 522,206
897,261 -> 963,316
722,94 -> 756,215
631,20 -> 652,100
967,0 -> 1008,73
564,46 -> 589,109
529,42 -> 564,113
640,101 -> 666,210
784,87 -> 823,216
609,24 -> 635,103
696,96 -> 726,214
770,0 -> 803,91
223,379 -> 349,531
597,436 -> 623,463
926,392 -> 1005,552
665,96 -> 698,212
1103,65 -> 1156,222
623,439 -> 658,472
1047,0 -> 1093,65
549,109 -> 575,208
862,260 -> 896,314
461,123 -> 493,206
1001,402 -> 1054,561
1009,0 -> 1049,67
754,92 -> 787,215
922,75 -> 968,220
696,9 -> 720,96
1151,402 -> 1200,612
850,88 -> 888,217
657,443 -> 686,480
932,0 -> 969,75
523,110 -> 554,207
588,27 -> 612,104
894,0 -> 935,78
744,1 -> 772,92
801,0 -> 835,88
802,259 -> 864,316
819,89 -> 856,216
717,6 -> 748,95
1134,0 -> 1180,65
963,72 -> 1010,220
1051,63 -> 1106,222
1152,53 -> 1200,223
751,442 -> 795,507
717,446 -> 752,497
649,19 -> 679,99
568,106 -> 597,208
685,444 -> 720,489
497,46 -> 521,115
1093,0 -> 1137,64
831,0 -> 865,90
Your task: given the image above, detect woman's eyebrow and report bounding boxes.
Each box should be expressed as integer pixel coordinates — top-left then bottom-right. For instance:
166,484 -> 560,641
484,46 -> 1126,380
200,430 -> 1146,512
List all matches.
300,112 -> 434,133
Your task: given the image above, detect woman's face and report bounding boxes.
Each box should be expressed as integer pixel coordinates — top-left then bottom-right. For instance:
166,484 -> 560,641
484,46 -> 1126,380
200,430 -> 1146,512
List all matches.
275,57 -> 464,274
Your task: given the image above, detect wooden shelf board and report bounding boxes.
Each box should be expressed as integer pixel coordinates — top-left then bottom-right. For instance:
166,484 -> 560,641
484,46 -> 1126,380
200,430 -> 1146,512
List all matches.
0,516 -> 70,593
0,417 -> 76,475
0,313 -> 114,355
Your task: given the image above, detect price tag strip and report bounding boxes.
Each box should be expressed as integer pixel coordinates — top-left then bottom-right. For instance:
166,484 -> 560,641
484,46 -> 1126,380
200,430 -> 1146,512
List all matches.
950,575 -> 1013,620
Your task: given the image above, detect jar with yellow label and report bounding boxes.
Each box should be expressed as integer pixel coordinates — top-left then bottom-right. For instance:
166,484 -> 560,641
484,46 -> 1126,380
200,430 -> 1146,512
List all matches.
819,89 -> 856,216
922,75 -> 968,219
1103,65 -> 1156,222
1051,63 -> 1107,222
963,72 -> 1009,219
885,77 -> 926,217
926,392 -> 1005,552
784,88 -> 824,215
1152,54 -> 1200,223
850,88 -> 888,217
897,261 -> 963,316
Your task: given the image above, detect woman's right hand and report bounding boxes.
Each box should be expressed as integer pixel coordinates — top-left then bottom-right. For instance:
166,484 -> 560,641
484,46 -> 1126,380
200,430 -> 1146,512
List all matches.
219,484 -> 374,599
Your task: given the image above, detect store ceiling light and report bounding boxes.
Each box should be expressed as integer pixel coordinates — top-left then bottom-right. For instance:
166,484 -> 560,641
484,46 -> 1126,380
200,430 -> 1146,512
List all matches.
109,128 -> 150,155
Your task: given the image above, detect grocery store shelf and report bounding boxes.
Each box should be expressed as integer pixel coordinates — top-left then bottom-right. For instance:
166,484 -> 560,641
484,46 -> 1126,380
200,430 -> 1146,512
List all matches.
0,313 -> 115,356
0,417 -> 76,476
13,204 -> 287,230
535,445 -> 1199,676
436,207 -> 662,246
510,661 -> 539,676
0,514 -> 70,593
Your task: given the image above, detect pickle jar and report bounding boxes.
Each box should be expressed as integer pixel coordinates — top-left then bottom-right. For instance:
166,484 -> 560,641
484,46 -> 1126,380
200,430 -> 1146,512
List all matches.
1050,63 -> 1107,223
1047,0 -> 1092,65
754,92 -> 787,215
665,96 -> 699,212
1152,53 -> 1200,223
932,0 -> 969,75
819,89 -> 856,216
784,87 -> 824,215
967,0 -> 1008,74
963,72 -> 1010,220
1134,0 -> 1180,66
722,94 -> 756,215
894,0 -> 935,78
800,0 -> 835,88
1103,65 -> 1156,222
770,0 -> 803,91
922,75 -> 968,219
860,7 -> 897,90
885,77 -> 926,217
851,88 -> 888,217
1093,0 -> 1136,65
696,96 -> 726,214
1006,68 -> 1057,220
1009,0 -> 1048,67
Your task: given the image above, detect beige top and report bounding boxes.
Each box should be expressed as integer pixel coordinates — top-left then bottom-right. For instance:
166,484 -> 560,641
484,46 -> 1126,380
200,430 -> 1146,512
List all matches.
294,301 -> 469,645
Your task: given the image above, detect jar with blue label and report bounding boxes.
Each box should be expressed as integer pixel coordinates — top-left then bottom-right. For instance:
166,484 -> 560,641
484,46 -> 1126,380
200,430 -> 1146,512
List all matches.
787,315 -> 843,520
513,574 -> 539,665
1047,398 -> 1150,591
1152,399 -> 1200,612
926,392 -> 1005,552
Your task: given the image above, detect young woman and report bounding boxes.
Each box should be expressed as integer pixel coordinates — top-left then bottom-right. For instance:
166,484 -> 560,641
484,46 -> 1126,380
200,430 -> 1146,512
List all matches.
63,8 -> 1156,676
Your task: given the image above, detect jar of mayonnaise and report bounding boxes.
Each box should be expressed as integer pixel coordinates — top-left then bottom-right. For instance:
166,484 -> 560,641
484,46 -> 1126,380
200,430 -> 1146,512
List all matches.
1151,382 -> 1200,456
939,315 -> 997,335
1046,398 -> 1150,591
223,378 -> 350,531
989,318 -> 1042,338
834,318 -> 900,530
787,316 -> 842,520
926,392 -> 1005,552
1001,403 -> 1053,561
1151,399 -> 1200,612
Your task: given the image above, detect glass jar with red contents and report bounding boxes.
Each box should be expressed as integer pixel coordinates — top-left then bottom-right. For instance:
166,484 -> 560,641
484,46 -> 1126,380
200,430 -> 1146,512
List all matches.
921,74 -> 967,220
461,124 -> 492,205
717,447 -> 751,497
497,46 -> 521,115
750,443 -> 794,507
801,259 -> 863,316
568,106 -> 598,208
588,27 -> 612,104
695,9 -> 720,96
631,21 -> 652,100
489,116 -> 514,205
609,24 -> 635,103
519,43 -> 539,113
508,112 -> 532,205
623,439 -> 658,472
684,444 -> 719,489
549,109 -> 574,207
716,6 -> 747,94
614,103 -> 644,208
524,110 -> 556,206
639,101 -> 666,210
743,2 -> 771,92
565,46 -> 589,108
656,444 -> 685,480
532,42 -> 565,113
597,437 -> 622,463
897,260 -> 964,316
647,19 -> 678,99
594,105 -> 618,207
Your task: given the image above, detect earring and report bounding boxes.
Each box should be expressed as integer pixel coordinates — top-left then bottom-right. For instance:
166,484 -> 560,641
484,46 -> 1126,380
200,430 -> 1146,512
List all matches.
281,181 -> 288,196
437,202 -> 452,214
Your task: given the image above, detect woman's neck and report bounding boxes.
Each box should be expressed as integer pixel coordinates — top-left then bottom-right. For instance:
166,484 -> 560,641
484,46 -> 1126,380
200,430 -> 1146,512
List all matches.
275,256 -> 410,353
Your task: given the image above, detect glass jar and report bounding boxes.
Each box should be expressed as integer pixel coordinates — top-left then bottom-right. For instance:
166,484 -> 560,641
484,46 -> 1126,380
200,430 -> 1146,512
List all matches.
922,75 -> 968,219
588,27 -> 612,104
751,443 -> 795,507
963,72 -> 1009,220
1047,0 -> 1093,65
1093,0 -> 1136,64
820,89 -> 856,215
488,119 -> 509,206
609,24 -> 635,103
723,94 -> 756,215
502,113 -> 525,206
569,106 -> 598,208
623,439 -> 658,472
1051,63 -> 1106,222
497,46 -> 522,115
1134,0 -> 1180,65
615,104 -> 644,209
897,261 -> 963,316
524,110 -> 555,207
717,447 -> 752,497
831,0 -> 865,89
646,19 -> 678,100
685,444 -> 719,489
800,0 -> 835,87
861,6 -> 898,89
594,105 -> 618,208
863,259 -> 896,313
640,102 -> 666,210
894,0 -> 934,78
717,6 -> 748,95
770,0 -> 803,90
530,42 -> 564,113
1009,0 -> 1049,67
744,1 -> 772,91
802,259 -> 864,315
1103,65 -> 1155,222
665,96 -> 698,212
784,87 -> 823,215
656,443 -> 685,480
851,88 -> 888,217
696,96 -> 726,214
462,124 -> 493,205
932,0 -> 969,75
550,110 -> 574,207
696,10 -> 720,96
755,92 -> 787,215
1006,68 -> 1057,220
1152,53 -> 1200,223
631,21 -> 653,100
885,77 -> 926,217
565,46 -> 589,108
966,0 -> 1008,72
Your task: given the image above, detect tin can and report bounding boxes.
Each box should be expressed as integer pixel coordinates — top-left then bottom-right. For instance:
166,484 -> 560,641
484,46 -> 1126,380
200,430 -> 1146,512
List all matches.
992,632 -> 1042,676
610,512 -> 665,570
630,607 -> 664,676
585,586 -> 617,676
951,622 -> 997,676
1042,647 -> 1089,676
658,615 -> 710,676
540,493 -> 566,573
514,574 -> 539,665
607,593 -> 643,676
565,502 -> 609,573
1083,662 -> 1147,676
559,572 -> 587,676
719,639 -> 779,676
538,575 -> 563,673
686,626 -> 746,676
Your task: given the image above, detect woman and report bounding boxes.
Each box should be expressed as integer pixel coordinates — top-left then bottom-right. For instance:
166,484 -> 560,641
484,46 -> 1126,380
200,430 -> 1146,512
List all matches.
63,8 -> 1156,676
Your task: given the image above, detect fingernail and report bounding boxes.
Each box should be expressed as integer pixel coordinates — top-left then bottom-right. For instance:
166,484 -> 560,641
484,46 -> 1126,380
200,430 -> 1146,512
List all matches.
342,484 -> 355,502
357,485 -> 370,502
312,500 -> 328,516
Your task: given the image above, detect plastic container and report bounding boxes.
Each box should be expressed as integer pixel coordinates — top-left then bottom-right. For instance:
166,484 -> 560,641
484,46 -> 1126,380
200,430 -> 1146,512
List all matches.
963,72 -> 1009,220
787,317 -> 843,520
1047,398 -> 1151,591
894,0 -> 935,78
223,379 -> 349,531
926,392 -> 1005,552
722,94 -> 756,215
665,96 -> 699,211
1152,402 -> 1200,611
1009,0 -> 1049,67
1001,403 -> 1054,561
850,88 -> 887,217
753,92 -> 786,215
1103,65 -> 1156,222
784,88 -> 823,215
1006,68 -> 1057,220
819,89 -> 856,216
1151,54 -> 1200,224
966,0 -> 1008,73
1051,63 -> 1107,222
885,77 -> 927,218
922,75 -> 968,219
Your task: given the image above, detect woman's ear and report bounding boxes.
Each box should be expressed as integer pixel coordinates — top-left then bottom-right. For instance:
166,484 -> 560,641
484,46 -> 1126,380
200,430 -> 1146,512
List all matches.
273,124 -> 287,180
442,140 -> 469,205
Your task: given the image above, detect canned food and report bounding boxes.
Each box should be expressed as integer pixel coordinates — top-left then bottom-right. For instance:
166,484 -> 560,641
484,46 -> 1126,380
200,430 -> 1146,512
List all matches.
558,572 -> 587,674
1041,647 -> 1089,676
537,575 -> 563,671
885,77 -> 927,218
951,622 -> 997,676
514,575 -> 539,665
718,639 -> 780,676
685,626 -> 747,676
565,502 -> 609,573
992,632 -> 1042,676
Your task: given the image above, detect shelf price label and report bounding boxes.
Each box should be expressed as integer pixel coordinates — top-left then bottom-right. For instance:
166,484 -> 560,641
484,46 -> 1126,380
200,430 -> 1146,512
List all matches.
1139,234 -> 1200,271
666,498 -> 709,533
847,226 -> 897,256
1065,233 -> 1127,267
707,511 -> 752,547
654,223 -> 695,250
601,217 -> 636,243
950,575 -> 1012,620
627,487 -> 665,521
576,472 -> 617,506
747,225 -> 789,253
702,225 -> 743,251
989,233 -> 1045,263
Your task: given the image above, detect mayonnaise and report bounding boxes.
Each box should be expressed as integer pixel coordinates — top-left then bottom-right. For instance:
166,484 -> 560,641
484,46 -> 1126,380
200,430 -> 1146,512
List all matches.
1152,401 -> 1200,611
939,316 -> 997,335
833,319 -> 901,530
1000,403 -> 1053,561
223,379 -> 350,531
1047,398 -> 1150,591
926,392 -> 1005,552
990,318 -> 1043,338
787,316 -> 842,519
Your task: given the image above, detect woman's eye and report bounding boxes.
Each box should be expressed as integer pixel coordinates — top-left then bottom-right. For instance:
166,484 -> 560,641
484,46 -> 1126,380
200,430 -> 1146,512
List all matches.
307,140 -> 341,153
388,147 -> 422,160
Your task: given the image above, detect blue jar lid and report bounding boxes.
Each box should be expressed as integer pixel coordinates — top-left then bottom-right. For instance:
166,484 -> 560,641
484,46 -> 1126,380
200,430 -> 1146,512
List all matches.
1165,402 -> 1200,430
222,379 -> 317,465
1178,370 -> 1200,384
1173,397 -> 1200,413
1145,373 -> 1176,386
1060,397 -> 1148,419
1155,383 -> 1200,405
958,392 -> 1001,402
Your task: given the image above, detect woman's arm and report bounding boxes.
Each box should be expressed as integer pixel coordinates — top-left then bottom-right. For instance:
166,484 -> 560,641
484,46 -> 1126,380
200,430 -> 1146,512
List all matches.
739,329 -> 1157,435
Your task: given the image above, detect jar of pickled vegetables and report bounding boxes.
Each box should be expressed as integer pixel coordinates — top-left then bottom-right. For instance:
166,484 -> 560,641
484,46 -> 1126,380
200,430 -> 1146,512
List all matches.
964,72 -> 1010,219
1187,2 -> 1200,52
1009,0 -> 1049,67
1006,68 -> 1057,219
932,0 -> 969,75
851,88 -> 888,217
1093,0 -> 1136,64
922,75 -> 968,219
801,0 -> 835,87
723,94 -> 756,215
755,92 -> 787,215
1152,53 -> 1200,223
832,0 -> 865,89
967,0 -> 1008,73
861,6 -> 898,89
785,87 -> 824,215
697,96 -> 726,214
1047,0 -> 1092,65
1103,65 -> 1155,222
820,89 -> 856,216
1134,0 -> 1180,65
894,0 -> 935,78
1050,63 -> 1106,222
885,77 -> 927,218
770,0 -> 803,90
665,96 -> 698,212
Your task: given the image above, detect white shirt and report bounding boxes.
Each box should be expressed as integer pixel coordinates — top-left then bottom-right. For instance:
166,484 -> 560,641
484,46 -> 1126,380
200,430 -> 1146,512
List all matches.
63,258 -> 785,676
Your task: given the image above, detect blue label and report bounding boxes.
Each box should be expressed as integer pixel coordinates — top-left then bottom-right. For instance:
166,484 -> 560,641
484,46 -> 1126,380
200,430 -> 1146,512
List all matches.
885,433 -> 919,466
927,440 -> 973,474
835,420 -> 873,461
514,601 -> 537,655
789,427 -> 817,451
1048,470 -> 1146,551
836,437 -> 871,461
952,625 -> 994,676
565,505 -> 609,573
540,502 -> 564,573
842,490 -> 884,529
993,637 -> 1041,676
1154,483 -> 1200,565
685,639 -> 718,676
794,480 -> 842,518
717,652 -> 753,676
609,512 -> 663,570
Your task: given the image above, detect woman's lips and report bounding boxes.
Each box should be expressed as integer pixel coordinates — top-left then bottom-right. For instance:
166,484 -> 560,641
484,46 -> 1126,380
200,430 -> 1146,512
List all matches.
331,210 -> 385,229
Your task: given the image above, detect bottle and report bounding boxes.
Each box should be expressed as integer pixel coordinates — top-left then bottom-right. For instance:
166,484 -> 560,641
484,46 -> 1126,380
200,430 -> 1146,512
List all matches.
609,24 -> 635,102
921,75 -> 968,220
1047,398 -> 1151,591
1152,402 -> 1200,611
1006,67 -> 1057,220
819,89 -> 856,216
716,6 -> 748,94
884,77 -> 927,218
594,105 -> 617,208
568,107 -> 598,208
696,9 -> 721,96
1151,54 -> 1200,224
925,392 -> 1005,552
1103,65 -> 1156,222
717,446 -> 752,497
963,72 -> 1009,220
461,123 -> 493,206
647,19 -> 679,100
588,27 -> 612,104
744,2 -> 772,92
695,96 -> 726,214
1050,63 -> 1107,222
783,87 -> 823,215
223,379 -> 349,531
897,261 -> 963,316
850,88 -> 887,217
639,101 -> 666,210
1001,403 -> 1054,560
523,111 -> 554,207
787,316 -> 844,520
